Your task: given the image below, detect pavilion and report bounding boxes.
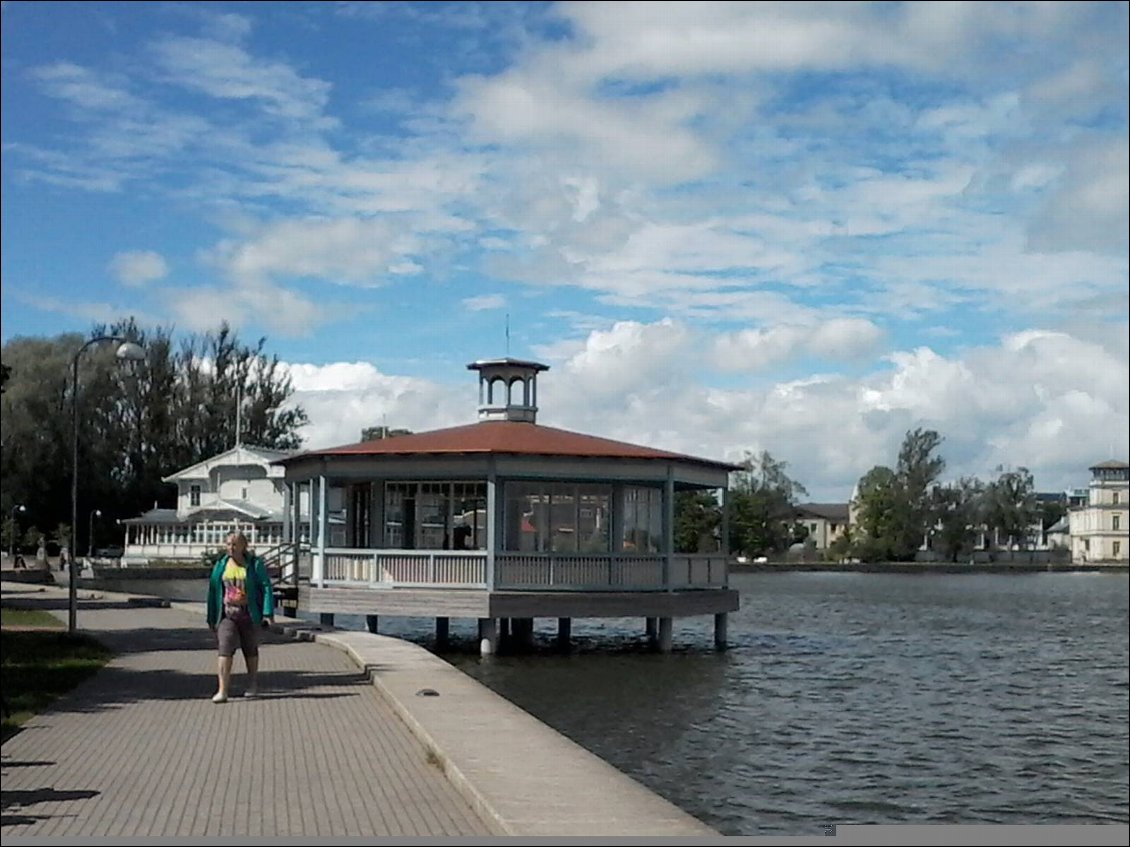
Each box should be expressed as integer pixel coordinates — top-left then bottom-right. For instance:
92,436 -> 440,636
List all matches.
275,358 -> 740,654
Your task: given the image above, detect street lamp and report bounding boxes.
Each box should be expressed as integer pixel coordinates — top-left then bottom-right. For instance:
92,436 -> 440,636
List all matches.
9,504 -> 26,561
88,509 -> 103,559
70,336 -> 145,633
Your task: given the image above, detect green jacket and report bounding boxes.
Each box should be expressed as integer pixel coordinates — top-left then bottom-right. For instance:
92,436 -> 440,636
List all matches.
206,553 -> 275,627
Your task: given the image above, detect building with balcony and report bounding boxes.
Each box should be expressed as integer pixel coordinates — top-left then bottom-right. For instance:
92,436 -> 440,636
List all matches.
120,444 -> 318,564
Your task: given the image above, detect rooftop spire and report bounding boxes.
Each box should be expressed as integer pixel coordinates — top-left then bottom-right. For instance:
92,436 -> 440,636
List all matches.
466,358 -> 549,423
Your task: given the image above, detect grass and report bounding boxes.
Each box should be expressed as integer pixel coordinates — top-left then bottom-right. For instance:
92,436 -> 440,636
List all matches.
1,607 -> 65,628
1,620 -> 112,743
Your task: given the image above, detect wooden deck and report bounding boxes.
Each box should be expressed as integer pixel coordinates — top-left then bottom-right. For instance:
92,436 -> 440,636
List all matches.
298,585 -> 739,619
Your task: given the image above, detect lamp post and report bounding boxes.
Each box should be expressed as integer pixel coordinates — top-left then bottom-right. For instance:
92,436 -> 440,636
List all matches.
70,335 -> 145,633
9,504 -> 26,561
88,509 -> 103,559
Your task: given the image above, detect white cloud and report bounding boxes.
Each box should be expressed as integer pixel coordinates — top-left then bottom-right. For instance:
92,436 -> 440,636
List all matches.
283,320 -> 1127,501
713,318 -> 885,372
151,36 -> 335,127
109,250 -> 169,287
463,294 -> 506,312
284,361 -> 472,449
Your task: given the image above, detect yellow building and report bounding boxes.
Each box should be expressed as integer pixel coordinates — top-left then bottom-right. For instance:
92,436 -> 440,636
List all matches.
1070,460 -> 1129,564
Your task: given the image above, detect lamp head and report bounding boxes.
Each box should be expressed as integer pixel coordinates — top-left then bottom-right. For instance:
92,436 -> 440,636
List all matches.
115,341 -> 146,362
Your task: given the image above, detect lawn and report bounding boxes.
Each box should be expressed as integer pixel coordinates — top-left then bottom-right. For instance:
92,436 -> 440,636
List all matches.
1,610 -> 112,742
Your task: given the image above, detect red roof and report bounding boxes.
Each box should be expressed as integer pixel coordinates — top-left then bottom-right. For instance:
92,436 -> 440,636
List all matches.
285,421 -> 738,470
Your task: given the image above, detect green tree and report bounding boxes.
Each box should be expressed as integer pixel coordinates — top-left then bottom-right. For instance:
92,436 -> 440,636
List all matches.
851,428 -> 946,561
728,451 -> 808,557
851,465 -> 903,561
673,490 -> 721,553
0,319 -> 309,556
932,476 -> 985,562
983,466 -> 1039,550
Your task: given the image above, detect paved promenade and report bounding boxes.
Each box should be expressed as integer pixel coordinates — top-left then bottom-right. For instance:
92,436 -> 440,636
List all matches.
0,578 -> 719,838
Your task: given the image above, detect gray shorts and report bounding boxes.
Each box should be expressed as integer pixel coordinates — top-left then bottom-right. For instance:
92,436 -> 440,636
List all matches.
216,611 -> 259,659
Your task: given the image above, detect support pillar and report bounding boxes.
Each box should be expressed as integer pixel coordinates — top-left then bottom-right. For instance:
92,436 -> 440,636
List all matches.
714,612 -> 728,650
319,612 -> 335,627
556,617 -> 571,651
645,617 -> 658,646
435,616 -> 449,648
515,617 -> 534,650
658,617 -> 673,653
365,614 -> 379,634
478,617 -> 497,656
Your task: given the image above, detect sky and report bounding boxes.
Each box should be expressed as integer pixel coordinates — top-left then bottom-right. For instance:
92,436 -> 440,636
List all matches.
2,1 -> 1127,501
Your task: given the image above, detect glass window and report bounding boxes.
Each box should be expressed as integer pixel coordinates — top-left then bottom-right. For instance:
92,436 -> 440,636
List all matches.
503,482 -> 611,553
383,481 -> 487,550
1114,514 -> 1121,531
190,484 -> 201,507
622,486 -> 661,553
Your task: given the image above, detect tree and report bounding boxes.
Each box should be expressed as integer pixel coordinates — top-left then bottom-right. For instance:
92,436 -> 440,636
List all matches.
983,466 -> 1038,551
728,451 -> 808,557
851,428 -> 946,561
851,465 -> 903,561
0,318 -> 309,555
361,426 -> 413,441
673,490 -> 721,553
932,476 -> 985,562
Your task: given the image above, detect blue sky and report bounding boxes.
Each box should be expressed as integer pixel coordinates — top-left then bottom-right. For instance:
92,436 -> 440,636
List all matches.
2,1 -> 1127,500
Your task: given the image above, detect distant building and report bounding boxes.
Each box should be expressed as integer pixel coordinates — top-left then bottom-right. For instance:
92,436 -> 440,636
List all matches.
1069,460 -> 1129,564
794,503 -> 850,550
120,444 -> 325,564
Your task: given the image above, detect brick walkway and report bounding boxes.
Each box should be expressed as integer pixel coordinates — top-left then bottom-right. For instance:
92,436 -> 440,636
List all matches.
0,584 -> 497,837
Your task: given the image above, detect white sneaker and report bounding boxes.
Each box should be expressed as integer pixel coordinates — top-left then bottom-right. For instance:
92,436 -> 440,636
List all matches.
244,687 -> 258,699
212,692 -> 228,704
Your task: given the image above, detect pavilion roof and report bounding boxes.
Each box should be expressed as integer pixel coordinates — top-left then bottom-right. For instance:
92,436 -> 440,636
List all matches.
279,420 -> 739,472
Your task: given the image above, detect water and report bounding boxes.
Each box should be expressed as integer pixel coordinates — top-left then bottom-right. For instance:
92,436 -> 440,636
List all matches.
119,571 -> 1129,834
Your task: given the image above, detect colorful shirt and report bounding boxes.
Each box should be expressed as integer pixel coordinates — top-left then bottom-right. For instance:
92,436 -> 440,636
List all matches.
222,558 -> 249,617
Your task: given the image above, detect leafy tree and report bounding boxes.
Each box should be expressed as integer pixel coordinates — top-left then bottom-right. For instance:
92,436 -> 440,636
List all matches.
851,465 -> 903,561
673,490 -> 721,553
728,451 -> 808,557
0,318 -> 309,556
851,428 -> 946,561
983,466 -> 1039,550
897,428 -> 945,549
932,476 -> 985,562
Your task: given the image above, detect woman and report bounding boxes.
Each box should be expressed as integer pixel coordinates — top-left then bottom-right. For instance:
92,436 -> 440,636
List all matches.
205,531 -> 274,703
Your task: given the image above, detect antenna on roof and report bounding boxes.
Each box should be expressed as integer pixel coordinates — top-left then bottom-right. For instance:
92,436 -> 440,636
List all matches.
505,313 -> 510,356
235,382 -> 242,449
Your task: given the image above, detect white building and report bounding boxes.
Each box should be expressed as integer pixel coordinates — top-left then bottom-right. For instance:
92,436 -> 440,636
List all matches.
121,444 -> 322,564
1069,460 -> 1129,564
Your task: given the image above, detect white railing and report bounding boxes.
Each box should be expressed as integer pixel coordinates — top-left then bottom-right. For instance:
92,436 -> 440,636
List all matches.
308,549 -> 728,591
316,548 -> 487,588
669,554 -> 729,588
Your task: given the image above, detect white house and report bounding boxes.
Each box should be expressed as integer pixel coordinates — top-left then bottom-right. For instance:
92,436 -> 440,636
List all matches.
121,444 -> 325,564
1069,459 -> 1129,564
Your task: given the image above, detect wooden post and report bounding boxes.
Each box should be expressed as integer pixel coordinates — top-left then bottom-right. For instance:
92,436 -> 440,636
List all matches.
658,617 -> 673,653
646,616 -> 658,646
435,616 -> 449,648
366,614 -> 379,634
556,617 -> 571,651
714,612 -> 728,650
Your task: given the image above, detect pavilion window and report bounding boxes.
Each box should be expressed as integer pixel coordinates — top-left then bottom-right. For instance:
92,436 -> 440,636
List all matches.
382,481 -> 487,550
503,482 -> 611,553
622,486 -> 662,553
